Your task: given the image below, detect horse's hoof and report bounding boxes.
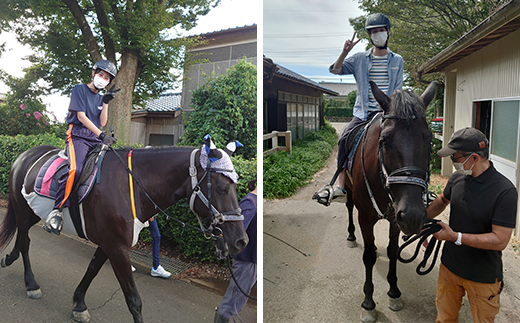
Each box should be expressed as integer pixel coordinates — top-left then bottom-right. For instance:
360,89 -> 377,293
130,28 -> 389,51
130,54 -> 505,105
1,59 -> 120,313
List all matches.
27,289 -> 42,299
389,296 -> 404,311
73,310 -> 91,323
1,257 -> 6,268
346,240 -> 357,248
361,308 -> 377,323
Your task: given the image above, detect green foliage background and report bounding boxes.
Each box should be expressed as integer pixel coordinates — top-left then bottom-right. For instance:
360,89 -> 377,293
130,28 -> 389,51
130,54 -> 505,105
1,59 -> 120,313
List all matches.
264,121 -> 337,199
180,59 -> 257,160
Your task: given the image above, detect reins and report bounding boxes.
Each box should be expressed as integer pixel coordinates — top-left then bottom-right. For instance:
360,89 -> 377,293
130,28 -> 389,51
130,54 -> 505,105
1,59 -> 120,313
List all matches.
397,219 -> 443,275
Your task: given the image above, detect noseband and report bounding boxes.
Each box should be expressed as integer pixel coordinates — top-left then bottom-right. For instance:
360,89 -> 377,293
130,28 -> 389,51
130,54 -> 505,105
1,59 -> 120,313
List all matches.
189,149 -> 243,237
362,113 -> 431,219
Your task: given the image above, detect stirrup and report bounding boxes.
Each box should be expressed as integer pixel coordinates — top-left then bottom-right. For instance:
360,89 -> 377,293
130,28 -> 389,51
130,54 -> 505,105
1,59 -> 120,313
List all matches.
312,184 -> 335,206
43,210 -> 63,235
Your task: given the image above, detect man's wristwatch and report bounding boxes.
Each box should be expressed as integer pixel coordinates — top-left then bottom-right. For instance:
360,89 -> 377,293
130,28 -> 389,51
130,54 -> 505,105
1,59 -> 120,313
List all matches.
455,232 -> 462,246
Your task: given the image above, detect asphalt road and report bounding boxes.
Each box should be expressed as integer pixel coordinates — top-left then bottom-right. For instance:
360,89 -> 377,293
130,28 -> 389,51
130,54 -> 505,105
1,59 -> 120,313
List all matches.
263,122 -> 520,323
0,208 -> 256,323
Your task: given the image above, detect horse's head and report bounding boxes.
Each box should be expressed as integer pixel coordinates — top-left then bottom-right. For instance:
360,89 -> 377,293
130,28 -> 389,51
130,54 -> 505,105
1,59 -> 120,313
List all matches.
189,137 -> 249,256
370,81 -> 437,235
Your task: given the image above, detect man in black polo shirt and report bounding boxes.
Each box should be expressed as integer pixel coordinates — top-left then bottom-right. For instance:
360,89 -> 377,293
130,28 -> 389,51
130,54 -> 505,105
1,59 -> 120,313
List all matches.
427,127 -> 517,322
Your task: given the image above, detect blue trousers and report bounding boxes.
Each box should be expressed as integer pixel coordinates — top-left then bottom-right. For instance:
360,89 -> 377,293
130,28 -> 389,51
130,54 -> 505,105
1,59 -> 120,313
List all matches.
218,260 -> 257,320
148,218 -> 161,269
55,124 -> 101,210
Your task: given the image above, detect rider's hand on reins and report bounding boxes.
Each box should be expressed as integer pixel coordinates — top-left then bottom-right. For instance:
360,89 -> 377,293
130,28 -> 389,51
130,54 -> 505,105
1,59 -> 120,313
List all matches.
102,84 -> 121,104
98,132 -> 117,146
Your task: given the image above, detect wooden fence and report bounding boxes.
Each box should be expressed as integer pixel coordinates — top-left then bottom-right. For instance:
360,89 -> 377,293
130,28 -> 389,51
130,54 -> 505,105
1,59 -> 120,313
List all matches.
263,130 -> 292,155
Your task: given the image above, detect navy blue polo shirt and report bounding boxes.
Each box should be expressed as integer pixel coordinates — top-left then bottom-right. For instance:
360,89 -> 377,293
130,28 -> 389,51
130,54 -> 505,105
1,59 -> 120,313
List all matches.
233,193 -> 257,264
65,84 -> 104,128
442,162 -> 517,283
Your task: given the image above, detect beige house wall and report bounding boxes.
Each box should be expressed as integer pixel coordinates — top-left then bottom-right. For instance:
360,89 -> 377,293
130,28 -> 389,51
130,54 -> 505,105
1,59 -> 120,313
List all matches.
441,28 -> 520,236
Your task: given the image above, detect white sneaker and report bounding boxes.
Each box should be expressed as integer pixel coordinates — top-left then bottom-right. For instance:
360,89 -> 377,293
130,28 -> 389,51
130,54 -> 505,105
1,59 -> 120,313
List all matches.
151,265 -> 171,278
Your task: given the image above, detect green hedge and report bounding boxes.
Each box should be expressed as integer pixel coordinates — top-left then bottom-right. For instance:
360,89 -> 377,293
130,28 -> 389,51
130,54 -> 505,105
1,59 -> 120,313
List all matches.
263,121 -> 337,199
324,106 -> 353,118
0,134 -> 65,196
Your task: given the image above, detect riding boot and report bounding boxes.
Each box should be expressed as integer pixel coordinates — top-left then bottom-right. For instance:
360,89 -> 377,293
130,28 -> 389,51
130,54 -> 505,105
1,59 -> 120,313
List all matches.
313,184 -> 348,206
214,309 -> 229,323
43,209 -> 63,235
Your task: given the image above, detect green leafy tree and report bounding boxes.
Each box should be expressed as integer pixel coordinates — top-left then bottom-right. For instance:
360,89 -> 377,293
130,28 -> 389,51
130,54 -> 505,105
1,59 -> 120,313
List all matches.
0,0 -> 220,143
351,0 -> 508,87
346,90 -> 357,108
180,59 -> 257,159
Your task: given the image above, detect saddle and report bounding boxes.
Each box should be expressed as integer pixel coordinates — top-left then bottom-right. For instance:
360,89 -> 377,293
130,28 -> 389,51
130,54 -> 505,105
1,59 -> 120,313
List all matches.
343,112 -> 383,178
29,144 -> 107,239
34,144 -> 107,203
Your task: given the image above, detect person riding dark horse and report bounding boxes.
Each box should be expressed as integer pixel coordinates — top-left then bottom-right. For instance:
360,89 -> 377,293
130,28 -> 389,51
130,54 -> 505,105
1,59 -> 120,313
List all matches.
313,13 -> 404,206
44,59 -> 120,234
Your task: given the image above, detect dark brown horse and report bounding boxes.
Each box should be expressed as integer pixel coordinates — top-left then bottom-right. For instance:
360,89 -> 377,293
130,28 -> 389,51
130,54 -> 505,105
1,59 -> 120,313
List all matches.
343,81 -> 437,323
0,143 -> 248,323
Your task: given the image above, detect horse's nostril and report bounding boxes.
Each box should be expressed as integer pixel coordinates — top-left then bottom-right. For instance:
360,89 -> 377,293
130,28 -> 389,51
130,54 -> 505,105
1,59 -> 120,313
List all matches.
235,239 -> 248,250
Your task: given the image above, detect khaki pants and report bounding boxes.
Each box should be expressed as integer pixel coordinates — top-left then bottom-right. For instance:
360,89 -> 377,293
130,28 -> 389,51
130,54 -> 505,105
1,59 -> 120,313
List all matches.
436,263 -> 503,323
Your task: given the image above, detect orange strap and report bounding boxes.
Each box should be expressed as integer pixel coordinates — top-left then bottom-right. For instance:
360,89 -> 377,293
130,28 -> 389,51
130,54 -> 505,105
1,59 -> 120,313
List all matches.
128,150 -> 136,219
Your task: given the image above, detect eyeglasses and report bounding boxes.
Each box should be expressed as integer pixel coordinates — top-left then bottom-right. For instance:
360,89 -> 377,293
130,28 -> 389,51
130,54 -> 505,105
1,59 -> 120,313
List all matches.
450,153 -> 472,162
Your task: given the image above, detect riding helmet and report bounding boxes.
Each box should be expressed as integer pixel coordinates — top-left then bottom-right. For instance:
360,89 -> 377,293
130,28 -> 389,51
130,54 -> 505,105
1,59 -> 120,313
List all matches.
93,59 -> 117,79
365,13 -> 391,31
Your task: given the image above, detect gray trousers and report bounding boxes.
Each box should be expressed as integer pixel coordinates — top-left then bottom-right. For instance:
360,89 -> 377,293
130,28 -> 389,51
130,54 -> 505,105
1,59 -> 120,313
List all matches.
218,260 -> 257,320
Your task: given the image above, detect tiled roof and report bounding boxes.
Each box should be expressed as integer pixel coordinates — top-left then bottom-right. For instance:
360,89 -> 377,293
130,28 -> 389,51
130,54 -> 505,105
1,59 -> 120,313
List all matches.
136,93 -> 181,112
189,24 -> 257,38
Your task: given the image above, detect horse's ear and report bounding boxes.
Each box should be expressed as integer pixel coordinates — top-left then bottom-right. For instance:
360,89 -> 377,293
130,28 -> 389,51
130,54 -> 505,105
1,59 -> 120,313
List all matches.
420,81 -> 437,108
369,81 -> 391,112
224,140 -> 244,156
203,134 -> 220,162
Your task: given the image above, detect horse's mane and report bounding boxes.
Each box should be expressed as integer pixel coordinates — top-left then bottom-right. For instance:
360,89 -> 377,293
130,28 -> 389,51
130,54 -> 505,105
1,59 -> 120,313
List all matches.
389,90 -> 426,119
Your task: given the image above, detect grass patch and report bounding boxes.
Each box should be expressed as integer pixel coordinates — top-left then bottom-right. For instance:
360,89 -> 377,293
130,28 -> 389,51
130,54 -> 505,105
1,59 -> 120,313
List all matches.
263,122 -> 337,199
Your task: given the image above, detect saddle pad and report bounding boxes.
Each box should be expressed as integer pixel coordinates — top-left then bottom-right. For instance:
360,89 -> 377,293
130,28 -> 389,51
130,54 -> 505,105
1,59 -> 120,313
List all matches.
34,151 -> 101,204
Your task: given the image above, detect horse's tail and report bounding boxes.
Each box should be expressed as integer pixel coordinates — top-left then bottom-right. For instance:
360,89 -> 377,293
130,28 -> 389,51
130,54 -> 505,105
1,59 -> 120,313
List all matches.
0,194 -> 18,252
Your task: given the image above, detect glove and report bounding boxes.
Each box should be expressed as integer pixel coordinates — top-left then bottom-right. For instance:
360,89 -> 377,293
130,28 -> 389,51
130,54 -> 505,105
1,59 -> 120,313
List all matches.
102,84 -> 121,104
98,132 -> 117,146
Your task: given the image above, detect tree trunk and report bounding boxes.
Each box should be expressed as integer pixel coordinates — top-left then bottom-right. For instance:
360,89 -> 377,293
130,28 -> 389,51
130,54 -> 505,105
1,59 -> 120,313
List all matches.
107,50 -> 138,144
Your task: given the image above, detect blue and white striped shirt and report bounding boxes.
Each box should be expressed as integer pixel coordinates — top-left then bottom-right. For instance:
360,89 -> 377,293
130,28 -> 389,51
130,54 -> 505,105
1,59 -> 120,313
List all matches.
368,54 -> 389,111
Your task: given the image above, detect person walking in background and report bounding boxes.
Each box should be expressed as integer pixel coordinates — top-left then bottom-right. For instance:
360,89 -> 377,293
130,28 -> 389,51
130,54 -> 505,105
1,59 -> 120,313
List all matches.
214,179 -> 257,323
131,216 -> 171,278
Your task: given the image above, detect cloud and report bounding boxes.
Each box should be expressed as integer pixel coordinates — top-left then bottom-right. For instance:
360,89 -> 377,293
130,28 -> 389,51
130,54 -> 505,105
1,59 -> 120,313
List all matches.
263,0 -> 367,83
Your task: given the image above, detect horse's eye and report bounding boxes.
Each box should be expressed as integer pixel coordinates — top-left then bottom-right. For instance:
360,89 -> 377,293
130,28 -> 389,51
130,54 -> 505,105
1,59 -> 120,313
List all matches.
217,185 -> 229,195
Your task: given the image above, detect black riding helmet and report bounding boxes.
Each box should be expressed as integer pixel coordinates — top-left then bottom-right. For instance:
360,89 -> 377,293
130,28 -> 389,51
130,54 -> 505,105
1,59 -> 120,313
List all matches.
93,59 -> 117,81
365,13 -> 391,31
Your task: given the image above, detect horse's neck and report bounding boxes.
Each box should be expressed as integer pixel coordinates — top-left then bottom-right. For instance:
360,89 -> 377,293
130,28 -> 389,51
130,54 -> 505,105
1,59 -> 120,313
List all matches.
129,149 -> 193,212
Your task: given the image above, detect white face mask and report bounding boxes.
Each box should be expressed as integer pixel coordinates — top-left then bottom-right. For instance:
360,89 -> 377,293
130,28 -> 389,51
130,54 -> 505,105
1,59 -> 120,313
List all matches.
453,154 -> 475,176
93,75 -> 109,90
371,31 -> 388,48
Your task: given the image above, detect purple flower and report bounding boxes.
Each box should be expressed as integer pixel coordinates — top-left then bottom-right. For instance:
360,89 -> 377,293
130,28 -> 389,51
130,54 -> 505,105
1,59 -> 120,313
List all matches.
20,104 -> 26,110
26,113 -> 31,118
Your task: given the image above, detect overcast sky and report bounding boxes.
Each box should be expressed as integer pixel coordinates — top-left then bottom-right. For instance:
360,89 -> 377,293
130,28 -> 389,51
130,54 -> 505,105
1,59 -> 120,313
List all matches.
0,0 -> 259,119
263,0 -> 367,84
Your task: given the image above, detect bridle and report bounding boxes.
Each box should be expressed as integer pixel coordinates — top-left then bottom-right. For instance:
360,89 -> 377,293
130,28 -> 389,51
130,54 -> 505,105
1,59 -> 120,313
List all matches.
188,148 -> 243,240
361,112 -> 431,219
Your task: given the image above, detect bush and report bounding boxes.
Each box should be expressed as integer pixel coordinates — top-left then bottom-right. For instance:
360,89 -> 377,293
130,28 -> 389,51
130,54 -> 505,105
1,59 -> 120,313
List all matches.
139,156 -> 257,262
180,59 -> 257,160
0,134 -> 65,196
324,106 -> 353,118
263,122 -> 337,199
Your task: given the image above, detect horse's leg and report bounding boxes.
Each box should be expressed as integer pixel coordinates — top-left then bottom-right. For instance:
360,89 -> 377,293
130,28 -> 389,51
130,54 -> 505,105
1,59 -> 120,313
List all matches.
105,247 -> 143,323
359,215 -> 378,323
72,246 -> 108,322
346,190 -> 357,248
4,209 -> 43,299
387,220 -> 403,311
